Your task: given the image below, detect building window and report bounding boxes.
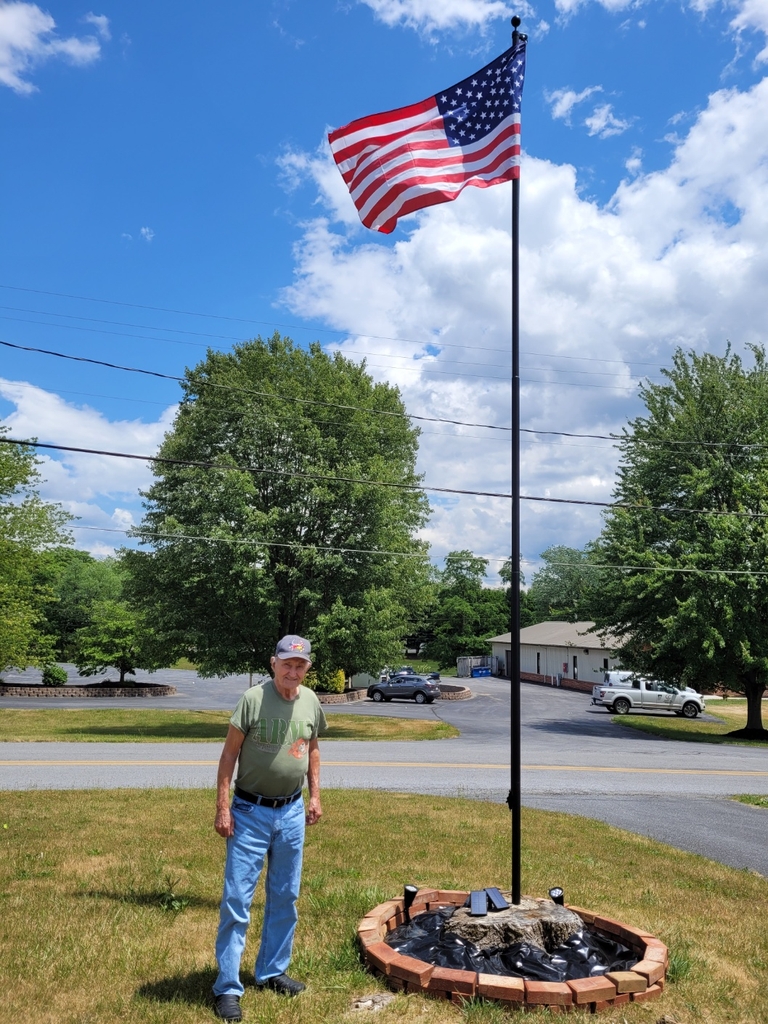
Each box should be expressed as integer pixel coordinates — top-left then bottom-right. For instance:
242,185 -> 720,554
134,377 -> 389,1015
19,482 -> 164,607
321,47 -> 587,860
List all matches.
603,657 -> 609,671
573,655 -> 578,680
536,652 -> 540,675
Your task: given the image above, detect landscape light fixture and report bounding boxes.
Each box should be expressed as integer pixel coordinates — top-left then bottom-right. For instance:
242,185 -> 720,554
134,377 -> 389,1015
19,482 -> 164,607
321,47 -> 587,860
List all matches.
403,884 -> 419,923
548,887 -> 565,906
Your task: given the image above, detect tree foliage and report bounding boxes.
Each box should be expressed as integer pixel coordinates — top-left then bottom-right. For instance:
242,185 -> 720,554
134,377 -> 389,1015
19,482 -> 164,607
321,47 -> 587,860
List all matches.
526,545 -> 599,623
425,550 -> 508,669
590,347 -> 768,735
125,334 -> 431,676
36,549 -> 123,659
73,599 -> 159,684
0,429 -> 72,672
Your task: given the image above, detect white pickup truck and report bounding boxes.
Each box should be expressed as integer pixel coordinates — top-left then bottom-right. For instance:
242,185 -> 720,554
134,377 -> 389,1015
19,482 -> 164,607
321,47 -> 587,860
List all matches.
592,671 -> 706,718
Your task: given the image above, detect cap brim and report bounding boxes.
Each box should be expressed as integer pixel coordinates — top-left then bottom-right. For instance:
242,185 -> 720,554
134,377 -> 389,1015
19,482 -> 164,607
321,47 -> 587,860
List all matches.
275,651 -> 312,662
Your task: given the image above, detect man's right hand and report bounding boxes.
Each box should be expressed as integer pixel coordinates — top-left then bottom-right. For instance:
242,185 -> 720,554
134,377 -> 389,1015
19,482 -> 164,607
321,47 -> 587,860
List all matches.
214,806 -> 234,837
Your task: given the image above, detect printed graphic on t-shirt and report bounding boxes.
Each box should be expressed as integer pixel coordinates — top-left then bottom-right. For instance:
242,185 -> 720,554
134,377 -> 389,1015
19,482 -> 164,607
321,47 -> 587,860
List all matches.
249,717 -> 314,753
288,738 -> 309,759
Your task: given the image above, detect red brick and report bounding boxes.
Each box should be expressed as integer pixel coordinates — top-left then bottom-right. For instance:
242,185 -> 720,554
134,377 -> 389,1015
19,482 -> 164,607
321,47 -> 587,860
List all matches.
565,905 -> 597,925
643,940 -> 669,963
525,981 -> 573,1006
436,889 -> 470,905
388,952 -> 435,986
633,959 -> 665,986
426,967 -> 477,996
366,901 -> 401,928
605,970 -> 647,994
364,942 -> 399,975
620,925 -> 654,948
386,975 -> 406,991
631,983 -> 662,1003
415,888 -> 440,903
567,976 -> 617,1004
612,993 -> 630,1006
357,928 -> 381,948
477,973 -> 525,1003
407,903 -> 430,920
592,915 -> 625,937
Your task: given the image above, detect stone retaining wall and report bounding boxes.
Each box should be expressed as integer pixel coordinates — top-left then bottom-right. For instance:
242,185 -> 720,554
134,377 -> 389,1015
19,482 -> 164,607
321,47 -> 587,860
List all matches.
438,683 -> 472,700
358,890 -> 667,1012
316,688 -> 368,704
0,684 -> 177,698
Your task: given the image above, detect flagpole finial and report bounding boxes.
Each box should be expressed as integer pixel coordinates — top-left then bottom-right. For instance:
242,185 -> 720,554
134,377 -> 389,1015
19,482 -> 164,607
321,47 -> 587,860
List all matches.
511,15 -> 526,47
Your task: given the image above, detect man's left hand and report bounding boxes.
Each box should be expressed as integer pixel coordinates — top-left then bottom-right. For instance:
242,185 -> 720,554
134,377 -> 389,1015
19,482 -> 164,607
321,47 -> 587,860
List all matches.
306,796 -> 322,826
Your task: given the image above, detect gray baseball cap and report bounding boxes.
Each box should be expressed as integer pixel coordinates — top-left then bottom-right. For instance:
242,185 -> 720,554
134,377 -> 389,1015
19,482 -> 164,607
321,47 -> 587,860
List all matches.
274,635 -> 312,662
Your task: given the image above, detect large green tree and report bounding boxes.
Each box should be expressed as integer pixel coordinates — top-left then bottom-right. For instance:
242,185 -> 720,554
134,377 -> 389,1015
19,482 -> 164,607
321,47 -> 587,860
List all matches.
0,429 -> 72,671
590,347 -> 768,737
526,545 -> 599,623
426,550 -> 508,669
125,334 -> 431,676
36,549 -> 123,660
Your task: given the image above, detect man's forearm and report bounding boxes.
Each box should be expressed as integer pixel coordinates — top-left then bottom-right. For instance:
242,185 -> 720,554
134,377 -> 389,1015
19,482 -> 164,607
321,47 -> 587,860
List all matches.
307,745 -> 321,798
216,751 -> 238,809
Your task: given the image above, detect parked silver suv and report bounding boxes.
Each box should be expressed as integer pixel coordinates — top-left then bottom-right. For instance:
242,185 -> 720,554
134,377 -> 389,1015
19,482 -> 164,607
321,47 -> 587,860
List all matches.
367,674 -> 442,704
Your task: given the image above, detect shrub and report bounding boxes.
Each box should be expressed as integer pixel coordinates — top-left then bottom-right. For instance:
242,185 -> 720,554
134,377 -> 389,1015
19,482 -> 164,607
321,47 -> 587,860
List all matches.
304,668 -> 346,693
41,664 -> 68,687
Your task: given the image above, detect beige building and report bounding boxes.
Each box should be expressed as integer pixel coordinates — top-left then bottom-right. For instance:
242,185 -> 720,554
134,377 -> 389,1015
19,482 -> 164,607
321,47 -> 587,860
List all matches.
487,621 -> 621,689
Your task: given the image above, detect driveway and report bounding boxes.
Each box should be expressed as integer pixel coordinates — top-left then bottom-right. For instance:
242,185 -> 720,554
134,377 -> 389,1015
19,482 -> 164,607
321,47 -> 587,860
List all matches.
2,671 -> 767,874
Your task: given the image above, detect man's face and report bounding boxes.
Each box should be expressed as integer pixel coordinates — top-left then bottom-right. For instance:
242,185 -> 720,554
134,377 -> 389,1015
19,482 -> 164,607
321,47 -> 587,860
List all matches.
271,655 -> 311,690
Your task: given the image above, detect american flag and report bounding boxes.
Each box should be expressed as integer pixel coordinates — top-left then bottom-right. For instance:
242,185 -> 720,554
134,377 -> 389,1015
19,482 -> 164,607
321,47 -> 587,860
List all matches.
328,42 -> 526,235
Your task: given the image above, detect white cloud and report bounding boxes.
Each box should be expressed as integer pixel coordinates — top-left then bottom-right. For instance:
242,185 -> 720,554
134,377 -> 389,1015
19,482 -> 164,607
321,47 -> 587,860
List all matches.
0,2 -> 103,95
140,226 -> 155,242
280,73 -> 768,568
83,12 -> 110,41
584,101 -> 631,137
0,378 -> 176,554
359,0 -> 533,35
731,0 -> 768,62
546,85 -> 602,122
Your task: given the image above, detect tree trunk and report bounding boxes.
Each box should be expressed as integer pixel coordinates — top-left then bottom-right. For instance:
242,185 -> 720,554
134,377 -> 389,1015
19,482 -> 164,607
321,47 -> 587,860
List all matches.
745,680 -> 766,732
119,663 -> 126,685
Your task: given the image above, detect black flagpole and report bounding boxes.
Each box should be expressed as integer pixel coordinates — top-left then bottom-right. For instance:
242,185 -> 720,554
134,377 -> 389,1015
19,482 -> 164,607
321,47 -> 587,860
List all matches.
508,14 -> 525,906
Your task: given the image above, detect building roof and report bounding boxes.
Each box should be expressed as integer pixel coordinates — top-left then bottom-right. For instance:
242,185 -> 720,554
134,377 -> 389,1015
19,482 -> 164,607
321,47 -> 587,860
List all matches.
486,621 -> 618,650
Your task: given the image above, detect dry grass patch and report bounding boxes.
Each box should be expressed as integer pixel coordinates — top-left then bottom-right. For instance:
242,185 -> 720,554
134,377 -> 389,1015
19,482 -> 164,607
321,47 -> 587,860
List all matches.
0,789 -> 766,1023
613,699 -> 768,745
0,709 -> 457,743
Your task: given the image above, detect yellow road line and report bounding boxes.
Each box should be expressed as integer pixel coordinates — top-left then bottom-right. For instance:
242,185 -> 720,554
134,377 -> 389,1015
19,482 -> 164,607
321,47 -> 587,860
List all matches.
1,759 -> 768,777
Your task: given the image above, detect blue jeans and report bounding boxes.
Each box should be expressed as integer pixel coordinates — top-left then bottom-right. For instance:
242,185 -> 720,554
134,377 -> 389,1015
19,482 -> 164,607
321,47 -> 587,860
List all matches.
213,795 -> 306,997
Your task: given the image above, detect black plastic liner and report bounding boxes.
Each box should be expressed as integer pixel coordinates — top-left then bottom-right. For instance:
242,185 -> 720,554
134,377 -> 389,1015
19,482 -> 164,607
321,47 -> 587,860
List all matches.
385,907 -> 638,982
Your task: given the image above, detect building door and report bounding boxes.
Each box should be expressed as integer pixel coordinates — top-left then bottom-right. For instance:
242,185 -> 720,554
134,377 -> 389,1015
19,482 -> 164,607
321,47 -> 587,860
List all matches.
536,652 -> 541,674
505,649 -> 512,679
572,655 -> 578,680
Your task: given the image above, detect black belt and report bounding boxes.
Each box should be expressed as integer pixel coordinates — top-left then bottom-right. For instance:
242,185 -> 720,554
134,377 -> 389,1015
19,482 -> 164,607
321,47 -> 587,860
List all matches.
234,786 -> 302,809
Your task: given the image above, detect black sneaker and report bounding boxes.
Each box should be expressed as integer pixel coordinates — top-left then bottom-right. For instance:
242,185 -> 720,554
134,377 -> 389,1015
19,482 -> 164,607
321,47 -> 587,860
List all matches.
258,974 -> 306,997
213,994 -> 242,1021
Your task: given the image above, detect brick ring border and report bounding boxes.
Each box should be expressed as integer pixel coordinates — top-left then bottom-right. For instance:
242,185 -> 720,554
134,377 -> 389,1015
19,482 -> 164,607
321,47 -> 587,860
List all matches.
357,889 -> 667,1012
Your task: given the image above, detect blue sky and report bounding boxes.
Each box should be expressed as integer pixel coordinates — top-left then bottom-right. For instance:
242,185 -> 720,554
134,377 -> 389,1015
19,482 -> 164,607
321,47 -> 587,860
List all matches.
2,0 -> 767,573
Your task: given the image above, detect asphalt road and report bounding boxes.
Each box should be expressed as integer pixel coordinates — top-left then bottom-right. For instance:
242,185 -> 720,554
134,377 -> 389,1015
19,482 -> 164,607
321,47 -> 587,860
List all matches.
2,670 -> 767,874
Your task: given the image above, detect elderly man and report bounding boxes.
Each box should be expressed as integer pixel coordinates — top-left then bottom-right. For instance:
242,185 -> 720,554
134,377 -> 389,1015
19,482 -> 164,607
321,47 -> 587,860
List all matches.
212,635 -> 328,1022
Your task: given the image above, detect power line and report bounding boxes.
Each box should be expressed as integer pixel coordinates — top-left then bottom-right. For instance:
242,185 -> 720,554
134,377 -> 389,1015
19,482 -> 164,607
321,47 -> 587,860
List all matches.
0,338 -> 512,433
0,282 -> 676,368
6,435 -> 768,520
68,525 -> 768,577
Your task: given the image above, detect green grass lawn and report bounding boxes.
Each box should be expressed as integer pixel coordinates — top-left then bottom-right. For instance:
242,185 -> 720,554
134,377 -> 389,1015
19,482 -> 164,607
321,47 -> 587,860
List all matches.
612,699 -> 768,745
0,788 -> 766,1024
0,709 -> 458,743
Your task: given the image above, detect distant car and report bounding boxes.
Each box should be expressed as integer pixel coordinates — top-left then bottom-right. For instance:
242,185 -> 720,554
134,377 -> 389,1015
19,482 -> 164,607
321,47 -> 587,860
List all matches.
367,674 -> 442,704
390,665 -> 416,676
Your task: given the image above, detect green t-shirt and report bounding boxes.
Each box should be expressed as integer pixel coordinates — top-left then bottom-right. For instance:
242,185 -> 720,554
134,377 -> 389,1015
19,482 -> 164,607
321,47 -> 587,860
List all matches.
230,680 -> 328,798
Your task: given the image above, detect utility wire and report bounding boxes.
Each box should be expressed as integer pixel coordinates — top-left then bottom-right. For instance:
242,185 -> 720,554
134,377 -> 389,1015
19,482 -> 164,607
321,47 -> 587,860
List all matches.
0,282 -> 677,369
6,436 -> 768,520
68,524 -> 768,578
0,339 -> 511,432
